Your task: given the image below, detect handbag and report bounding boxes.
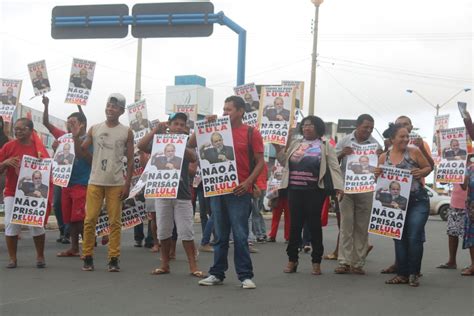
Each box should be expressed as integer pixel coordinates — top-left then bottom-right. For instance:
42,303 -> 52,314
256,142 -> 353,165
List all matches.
322,141 -> 336,196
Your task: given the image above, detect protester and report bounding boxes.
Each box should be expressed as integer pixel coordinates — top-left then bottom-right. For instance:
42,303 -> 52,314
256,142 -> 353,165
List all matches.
80,93 -> 134,272
335,114 -> 382,275
381,115 -> 434,275
189,95 -> 265,289
138,112 -> 203,277
0,118 -> 51,268
251,165 -> 268,243
437,183 -> 468,269
461,155 -> 474,276
267,191 -> 290,243
376,123 -> 432,286
0,116 -> 11,209
461,109 -> 474,276
275,115 -> 343,275
42,96 -> 91,257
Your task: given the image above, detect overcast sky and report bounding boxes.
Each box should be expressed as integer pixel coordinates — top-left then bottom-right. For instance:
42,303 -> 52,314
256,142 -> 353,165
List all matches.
1,0 -> 472,143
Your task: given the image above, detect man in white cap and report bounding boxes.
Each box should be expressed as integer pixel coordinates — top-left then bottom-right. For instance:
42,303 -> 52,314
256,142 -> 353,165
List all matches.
80,93 -> 134,272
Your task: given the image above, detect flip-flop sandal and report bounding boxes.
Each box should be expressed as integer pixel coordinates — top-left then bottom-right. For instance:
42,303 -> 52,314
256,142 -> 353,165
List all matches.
323,253 -> 338,260
461,268 -> 474,276
190,271 -> 207,278
385,276 -> 408,285
6,261 -> 17,269
436,263 -> 457,269
57,251 -> 80,257
36,261 -> 46,269
334,265 -> 351,274
151,268 -> 170,275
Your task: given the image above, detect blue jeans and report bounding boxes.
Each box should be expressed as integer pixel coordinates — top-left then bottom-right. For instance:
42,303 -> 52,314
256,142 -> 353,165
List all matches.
251,196 -> 267,239
201,213 -> 214,245
209,193 -> 253,281
394,189 -> 430,277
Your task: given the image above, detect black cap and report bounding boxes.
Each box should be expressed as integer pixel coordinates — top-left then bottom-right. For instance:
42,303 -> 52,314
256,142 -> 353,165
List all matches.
168,112 -> 188,122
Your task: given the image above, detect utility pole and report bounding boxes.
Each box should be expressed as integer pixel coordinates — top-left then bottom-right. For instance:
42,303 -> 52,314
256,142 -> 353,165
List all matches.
134,38 -> 142,102
308,0 -> 323,116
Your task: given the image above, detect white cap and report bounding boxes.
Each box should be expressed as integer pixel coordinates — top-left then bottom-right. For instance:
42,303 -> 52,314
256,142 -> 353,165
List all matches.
107,93 -> 126,108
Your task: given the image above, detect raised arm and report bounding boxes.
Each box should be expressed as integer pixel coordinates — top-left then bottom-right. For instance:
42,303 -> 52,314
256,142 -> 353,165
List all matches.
42,96 -> 56,134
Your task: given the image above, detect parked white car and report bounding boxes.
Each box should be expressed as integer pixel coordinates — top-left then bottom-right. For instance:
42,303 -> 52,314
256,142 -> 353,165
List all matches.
425,186 -> 451,221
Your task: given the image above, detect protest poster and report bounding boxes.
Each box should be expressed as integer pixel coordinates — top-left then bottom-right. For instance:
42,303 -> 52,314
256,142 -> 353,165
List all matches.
130,150 -> 143,187
436,127 -> 468,183
144,134 -> 188,199
344,143 -> 378,194
368,166 -> 412,240
51,133 -> 75,187
11,155 -> 53,227
266,161 -> 284,200
196,116 -> 239,197
95,198 -> 147,237
0,78 -> 22,107
173,104 -> 198,130
0,104 -> 16,123
281,81 -> 304,110
127,99 -> 150,145
28,60 -> 51,96
408,131 -> 421,145
282,80 -> 304,128
233,83 -> 259,128
258,86 -> 296,145
65,58 -> 95,106
128,160 -> 152,199
432,114 -> 449,157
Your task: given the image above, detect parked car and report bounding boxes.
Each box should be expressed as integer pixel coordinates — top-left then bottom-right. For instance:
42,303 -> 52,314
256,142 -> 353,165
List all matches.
425,186 -> 451,221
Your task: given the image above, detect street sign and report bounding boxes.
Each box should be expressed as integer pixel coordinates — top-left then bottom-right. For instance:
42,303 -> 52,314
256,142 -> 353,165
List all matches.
131,2 -> 214,38
52,4 -> 129,39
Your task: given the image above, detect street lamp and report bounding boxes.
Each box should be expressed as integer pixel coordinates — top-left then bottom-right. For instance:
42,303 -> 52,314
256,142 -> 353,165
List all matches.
406,88 -> 471,116
308,0 -> 324,116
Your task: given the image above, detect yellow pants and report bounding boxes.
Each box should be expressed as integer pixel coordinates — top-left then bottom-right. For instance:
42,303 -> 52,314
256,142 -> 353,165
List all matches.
82,184 -> 123,258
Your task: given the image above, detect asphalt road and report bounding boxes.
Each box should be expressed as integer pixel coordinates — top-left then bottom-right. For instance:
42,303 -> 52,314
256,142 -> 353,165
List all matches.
0,216 -> 473,316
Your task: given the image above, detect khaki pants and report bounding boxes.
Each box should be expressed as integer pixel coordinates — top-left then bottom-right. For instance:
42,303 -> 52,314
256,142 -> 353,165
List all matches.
82,184 -> 123,259
337,192 -> 373,268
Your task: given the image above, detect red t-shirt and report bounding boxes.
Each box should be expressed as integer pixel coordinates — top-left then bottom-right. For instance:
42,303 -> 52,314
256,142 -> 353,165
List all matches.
0,140 -> 40,197
255,163 -> 268,190
231,124 -> 264,189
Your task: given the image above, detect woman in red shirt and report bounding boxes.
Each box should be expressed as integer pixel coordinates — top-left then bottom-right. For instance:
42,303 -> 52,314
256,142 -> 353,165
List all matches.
0,118 -> 50,268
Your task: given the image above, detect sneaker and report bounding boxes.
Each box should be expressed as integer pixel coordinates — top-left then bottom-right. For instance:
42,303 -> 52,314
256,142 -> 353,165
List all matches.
256,237 -> 266,244
82,256 -> 94,271
248,243 -> 259,253
198,275 -> 223,286
199,244 -> 214,252
108,257 -> 120,272
134,240 -> 143,248
268,237 -> 276,242
241,279 -> 256,289
56,235 -> 64,243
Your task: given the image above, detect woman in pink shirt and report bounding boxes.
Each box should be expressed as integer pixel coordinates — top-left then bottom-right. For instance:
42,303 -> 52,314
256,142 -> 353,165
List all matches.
437,184 -> 468,269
